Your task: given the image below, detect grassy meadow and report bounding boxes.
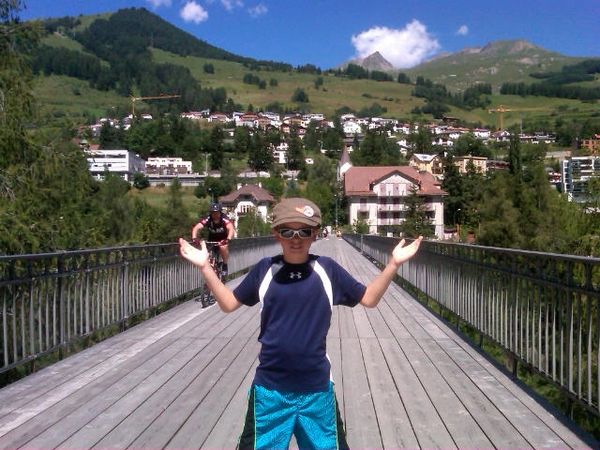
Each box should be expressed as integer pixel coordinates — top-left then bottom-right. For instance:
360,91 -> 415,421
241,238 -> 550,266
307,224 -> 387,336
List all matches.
127,185 -> 205,220
151,48 -> 426,119
32,74 -> 130,122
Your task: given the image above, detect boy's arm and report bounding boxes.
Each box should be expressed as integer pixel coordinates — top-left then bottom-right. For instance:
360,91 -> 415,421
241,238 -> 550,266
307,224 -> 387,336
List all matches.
360,236 -> 423,308
179,238 -> 242,312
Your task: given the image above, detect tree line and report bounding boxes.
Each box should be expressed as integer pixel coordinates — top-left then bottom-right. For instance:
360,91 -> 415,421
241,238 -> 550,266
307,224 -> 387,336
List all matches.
501,58 -> 600,101
329,63 -> 411,84
441,132 -> 600,256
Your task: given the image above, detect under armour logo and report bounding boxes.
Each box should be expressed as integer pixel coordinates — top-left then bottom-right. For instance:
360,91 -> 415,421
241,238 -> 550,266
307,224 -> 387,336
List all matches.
289,272 -> 302,280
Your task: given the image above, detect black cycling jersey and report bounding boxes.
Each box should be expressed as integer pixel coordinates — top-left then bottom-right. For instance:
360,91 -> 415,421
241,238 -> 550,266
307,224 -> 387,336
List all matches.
198,214 -> 232,241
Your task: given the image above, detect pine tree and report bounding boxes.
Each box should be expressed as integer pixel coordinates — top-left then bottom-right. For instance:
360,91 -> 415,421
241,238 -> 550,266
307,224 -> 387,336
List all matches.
477,174 -> 524,249
407,123 -> 432,155
508,131 -> 522,179
209,126 -> 224,169
286,128 -> 305,171
399,185 -> 435,238
351,130 -> 381,166
441,153 -> 465,227
247,132 -> 273,172
0,0 -> 41,170
233,127 -> 251,155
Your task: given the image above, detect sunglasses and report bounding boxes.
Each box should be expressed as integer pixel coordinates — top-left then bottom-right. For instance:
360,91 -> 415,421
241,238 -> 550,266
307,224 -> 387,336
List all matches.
278,227 -> 313,239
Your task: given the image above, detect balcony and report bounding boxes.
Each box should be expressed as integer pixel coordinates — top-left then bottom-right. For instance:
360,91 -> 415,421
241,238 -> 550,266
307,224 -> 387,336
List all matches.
377,203 -> 406,212
377,217 -> 404,226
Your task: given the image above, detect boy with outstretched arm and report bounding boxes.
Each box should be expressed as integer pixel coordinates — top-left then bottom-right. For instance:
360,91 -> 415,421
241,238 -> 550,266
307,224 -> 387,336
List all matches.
179,197 -> 422,450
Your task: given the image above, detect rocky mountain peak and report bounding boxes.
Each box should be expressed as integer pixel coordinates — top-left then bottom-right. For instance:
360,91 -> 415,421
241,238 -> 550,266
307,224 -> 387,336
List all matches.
361,51 -> 395,71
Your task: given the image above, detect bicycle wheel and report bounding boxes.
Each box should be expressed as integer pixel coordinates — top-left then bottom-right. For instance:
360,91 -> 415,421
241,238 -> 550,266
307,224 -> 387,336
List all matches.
214,262 -> 223,282
199,284 -> 213,307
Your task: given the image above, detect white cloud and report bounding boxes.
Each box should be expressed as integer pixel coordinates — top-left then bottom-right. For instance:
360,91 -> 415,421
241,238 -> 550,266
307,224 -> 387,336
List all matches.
146,0 -> 172,7
351,20 -> 440,69
180,1 -> 209,23
457,25 -> 469,36
248,3 -> 268,18
221,0 -> 244,11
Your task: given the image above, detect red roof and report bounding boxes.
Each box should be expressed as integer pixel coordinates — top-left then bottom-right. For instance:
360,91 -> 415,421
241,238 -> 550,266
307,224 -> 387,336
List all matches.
344,166 -> 446,196
219,184 -> 275,203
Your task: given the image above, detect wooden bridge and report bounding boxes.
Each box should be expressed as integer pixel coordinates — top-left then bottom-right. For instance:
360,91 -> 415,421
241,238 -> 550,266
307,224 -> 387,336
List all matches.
0,238 -> 596,449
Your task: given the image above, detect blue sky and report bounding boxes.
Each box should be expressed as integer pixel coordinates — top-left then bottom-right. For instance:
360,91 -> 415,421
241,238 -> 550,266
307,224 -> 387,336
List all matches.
20,0 -> 600,69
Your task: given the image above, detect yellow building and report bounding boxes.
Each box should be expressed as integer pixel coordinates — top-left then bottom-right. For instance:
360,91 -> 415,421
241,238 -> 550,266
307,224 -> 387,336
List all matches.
453,155 -> 488,174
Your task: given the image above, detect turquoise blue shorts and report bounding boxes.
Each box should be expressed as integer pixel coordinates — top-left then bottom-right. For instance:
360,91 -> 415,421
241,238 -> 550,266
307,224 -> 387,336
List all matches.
237,382 -> 349,450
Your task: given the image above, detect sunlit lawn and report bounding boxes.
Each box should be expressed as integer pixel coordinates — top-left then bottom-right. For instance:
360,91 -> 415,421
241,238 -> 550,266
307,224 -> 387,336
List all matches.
128,186 -> 206,219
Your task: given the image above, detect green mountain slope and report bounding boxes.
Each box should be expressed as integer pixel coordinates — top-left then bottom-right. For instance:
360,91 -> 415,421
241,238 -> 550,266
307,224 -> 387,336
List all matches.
32,10 -> 600,130
43,8 -> 258,65
406,40 -> 588,93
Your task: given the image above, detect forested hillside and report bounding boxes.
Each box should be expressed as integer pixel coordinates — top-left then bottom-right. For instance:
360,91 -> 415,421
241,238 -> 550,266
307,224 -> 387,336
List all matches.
0,5 -> 200,254
501,59 -> 600,100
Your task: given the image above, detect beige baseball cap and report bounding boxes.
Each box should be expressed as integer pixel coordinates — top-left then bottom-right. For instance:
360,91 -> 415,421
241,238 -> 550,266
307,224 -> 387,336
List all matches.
271,197 -> 322,228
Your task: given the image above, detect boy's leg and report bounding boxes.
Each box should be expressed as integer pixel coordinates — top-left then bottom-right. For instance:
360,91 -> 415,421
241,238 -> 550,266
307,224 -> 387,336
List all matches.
238,385 -> 296,450
294,383 -> 349,450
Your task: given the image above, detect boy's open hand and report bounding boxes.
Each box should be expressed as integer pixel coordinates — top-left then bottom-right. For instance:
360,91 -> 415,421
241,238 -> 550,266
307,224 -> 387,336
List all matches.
391,236 -> 423,267
179,238 -> 209,268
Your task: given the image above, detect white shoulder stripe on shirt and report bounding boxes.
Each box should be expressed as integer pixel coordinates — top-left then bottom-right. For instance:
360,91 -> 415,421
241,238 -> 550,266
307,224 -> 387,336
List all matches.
258,261 -> 283,310
313,261 -> 333,309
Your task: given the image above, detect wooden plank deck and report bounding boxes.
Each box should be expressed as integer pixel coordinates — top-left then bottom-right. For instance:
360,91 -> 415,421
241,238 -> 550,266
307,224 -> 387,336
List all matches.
0,238 -> 597,449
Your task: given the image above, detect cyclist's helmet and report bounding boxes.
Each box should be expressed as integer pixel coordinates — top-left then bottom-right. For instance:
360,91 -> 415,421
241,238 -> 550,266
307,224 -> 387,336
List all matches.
210,202 -> 222,213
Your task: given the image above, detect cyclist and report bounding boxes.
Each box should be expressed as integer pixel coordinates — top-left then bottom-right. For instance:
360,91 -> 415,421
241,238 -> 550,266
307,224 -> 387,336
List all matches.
192,202 -> 235,275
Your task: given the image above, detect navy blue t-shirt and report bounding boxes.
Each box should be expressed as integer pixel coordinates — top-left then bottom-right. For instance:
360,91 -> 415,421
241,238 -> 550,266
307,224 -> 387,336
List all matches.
233,254 -> 366,392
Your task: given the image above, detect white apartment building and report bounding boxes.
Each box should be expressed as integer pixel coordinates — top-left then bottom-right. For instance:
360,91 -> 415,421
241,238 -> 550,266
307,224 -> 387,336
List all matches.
272,142 -> 289,165
562,156 -> 600,202
146,157 -> 193,175
85,149 -> 145,182
343,121 -> 362,135
473,128 -> 491,140
344,166 -> 447,239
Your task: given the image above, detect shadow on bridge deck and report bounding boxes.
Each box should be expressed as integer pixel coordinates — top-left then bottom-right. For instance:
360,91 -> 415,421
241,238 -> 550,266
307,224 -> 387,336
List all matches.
0,238 -> 596,449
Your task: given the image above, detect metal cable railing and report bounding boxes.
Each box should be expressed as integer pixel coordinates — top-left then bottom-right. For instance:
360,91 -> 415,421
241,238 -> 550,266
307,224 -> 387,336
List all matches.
344,233 -> 600,416
0,237 -> 280,374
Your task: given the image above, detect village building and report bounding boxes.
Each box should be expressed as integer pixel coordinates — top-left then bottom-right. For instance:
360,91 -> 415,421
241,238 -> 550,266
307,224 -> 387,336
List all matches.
408,153 -> 444,178
453,155 -> 488,174
343,166 -> 447,239
219,183 -> 275,230
84,149 -> 146,182
146,157 -> 193,175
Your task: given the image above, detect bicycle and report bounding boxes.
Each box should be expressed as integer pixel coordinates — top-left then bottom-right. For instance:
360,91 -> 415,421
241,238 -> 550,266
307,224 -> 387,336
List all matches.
192,240 -> 225,307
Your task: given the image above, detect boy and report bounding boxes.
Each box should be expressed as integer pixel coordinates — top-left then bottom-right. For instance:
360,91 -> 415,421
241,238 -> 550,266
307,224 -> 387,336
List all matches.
179,197 -> 422,450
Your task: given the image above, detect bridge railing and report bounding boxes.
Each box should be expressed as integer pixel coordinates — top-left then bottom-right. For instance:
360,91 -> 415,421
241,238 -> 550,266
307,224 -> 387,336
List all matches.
0,237 -> 280,375
344,234 -> 600,416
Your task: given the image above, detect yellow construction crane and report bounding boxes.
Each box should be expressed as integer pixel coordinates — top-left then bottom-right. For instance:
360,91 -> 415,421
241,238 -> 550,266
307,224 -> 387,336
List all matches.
488,105 -> 512,131
131,94 -> 181,115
